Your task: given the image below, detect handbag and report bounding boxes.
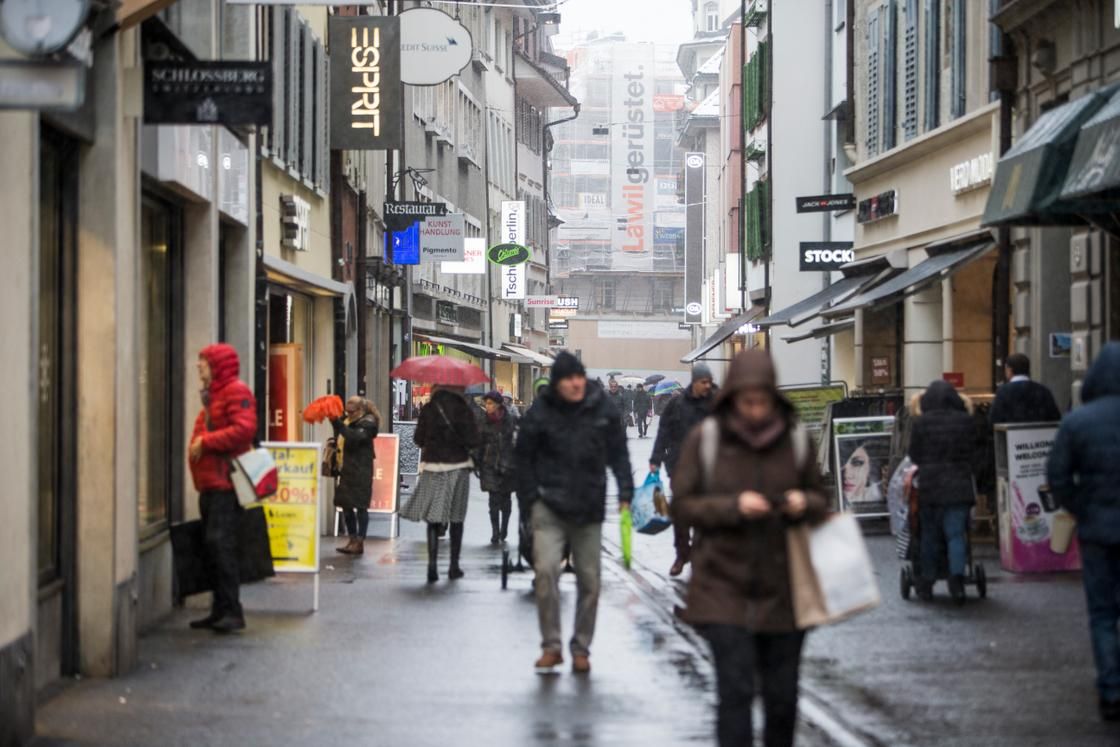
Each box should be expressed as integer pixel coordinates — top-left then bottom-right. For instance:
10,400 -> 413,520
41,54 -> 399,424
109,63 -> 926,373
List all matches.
230,447 -> 279,507
322,437 -> 341,478
170,506 -> 276,599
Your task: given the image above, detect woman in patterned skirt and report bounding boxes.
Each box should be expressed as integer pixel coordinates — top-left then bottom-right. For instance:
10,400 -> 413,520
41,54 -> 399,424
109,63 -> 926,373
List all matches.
400,384 -> 481,583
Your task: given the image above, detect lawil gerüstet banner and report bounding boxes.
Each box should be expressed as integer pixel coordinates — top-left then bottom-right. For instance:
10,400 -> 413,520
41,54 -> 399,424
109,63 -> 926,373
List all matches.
610,44 -> 656,269
684,152 -> 705,325
329,16 -> 402,150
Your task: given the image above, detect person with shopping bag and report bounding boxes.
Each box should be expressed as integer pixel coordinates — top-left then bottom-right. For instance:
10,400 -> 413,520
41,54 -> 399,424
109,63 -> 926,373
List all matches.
670,349 -> 828,747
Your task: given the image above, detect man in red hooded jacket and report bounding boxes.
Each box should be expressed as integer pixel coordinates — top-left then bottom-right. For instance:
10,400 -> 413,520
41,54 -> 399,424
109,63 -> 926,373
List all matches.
188,343 -> 257,633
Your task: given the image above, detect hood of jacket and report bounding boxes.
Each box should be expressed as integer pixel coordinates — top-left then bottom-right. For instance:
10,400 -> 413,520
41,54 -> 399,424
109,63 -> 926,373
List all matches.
542,378 -> 607,412
920,380 -> 967,414
1083,342 -> 1120,403
201,343 -> 241,393
714,349 -> 794,416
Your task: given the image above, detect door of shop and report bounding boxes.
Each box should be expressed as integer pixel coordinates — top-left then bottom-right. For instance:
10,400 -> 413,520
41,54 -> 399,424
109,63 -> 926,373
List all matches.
36,129 -> 78,691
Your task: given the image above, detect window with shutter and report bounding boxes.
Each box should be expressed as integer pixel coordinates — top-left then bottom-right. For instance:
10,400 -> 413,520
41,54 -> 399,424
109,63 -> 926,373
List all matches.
903,0 -> 918,140
269,7 -> 286,161
882,2 -> 897,151
317,43 -> 329,193
301,24 -> 314,180
286,12 -> 301,170
866,10 -> 880,157
988,0 -> 1001,102
923,0 -> 940,131
950,0 -> 965,118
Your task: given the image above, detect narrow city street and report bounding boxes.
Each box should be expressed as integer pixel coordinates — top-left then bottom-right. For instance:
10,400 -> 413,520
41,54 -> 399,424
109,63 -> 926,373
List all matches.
28,426 -> 1118,746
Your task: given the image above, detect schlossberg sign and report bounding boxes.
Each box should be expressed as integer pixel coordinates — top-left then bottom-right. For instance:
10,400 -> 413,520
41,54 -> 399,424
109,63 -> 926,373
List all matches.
329,16 -> 402,151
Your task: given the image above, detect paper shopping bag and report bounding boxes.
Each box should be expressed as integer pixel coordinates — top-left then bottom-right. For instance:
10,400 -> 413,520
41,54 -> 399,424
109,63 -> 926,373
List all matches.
788,513 -> 880,628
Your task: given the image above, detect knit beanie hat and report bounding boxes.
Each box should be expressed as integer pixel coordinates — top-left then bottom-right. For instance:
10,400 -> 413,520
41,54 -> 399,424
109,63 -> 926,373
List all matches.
691,363 -> 714,384
483,390 -> 504,403
550,351 -> 586,386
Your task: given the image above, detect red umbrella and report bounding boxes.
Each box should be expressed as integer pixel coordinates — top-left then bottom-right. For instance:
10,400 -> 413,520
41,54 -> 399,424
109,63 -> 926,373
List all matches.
390,355 -> 490,387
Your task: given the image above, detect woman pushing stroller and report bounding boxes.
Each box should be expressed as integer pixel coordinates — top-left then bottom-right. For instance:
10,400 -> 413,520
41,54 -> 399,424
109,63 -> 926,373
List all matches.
908,380 -> 980,603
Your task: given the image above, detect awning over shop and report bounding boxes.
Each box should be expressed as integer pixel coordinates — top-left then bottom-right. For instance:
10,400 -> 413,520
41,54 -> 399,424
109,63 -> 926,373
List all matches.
416,335 -> 531,363
263,254 -> 352,298
781,320 -> 855,343
755,275 -> 866,328
982,90 -> 1115,227
1061,86 -> 1120,213
824,237 -> 995,319
680,306 -> 765,364
502,343 -> 554,367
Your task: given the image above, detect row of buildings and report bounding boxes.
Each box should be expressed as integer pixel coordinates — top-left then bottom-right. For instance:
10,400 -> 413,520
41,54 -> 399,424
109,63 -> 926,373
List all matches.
1,0 -> 575,739
673,0 -> 1119,410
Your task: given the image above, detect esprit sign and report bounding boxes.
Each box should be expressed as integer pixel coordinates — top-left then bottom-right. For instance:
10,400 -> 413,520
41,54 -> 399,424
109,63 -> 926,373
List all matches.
329,16 -> 402,151
799,242 -> 855,271
949,153 -> 994,195
398,8 -> 472,86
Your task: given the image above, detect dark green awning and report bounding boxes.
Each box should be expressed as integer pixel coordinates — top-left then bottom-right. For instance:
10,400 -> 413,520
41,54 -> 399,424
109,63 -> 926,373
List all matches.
982,92 -> 1112,227
1061,87 -> 1120,207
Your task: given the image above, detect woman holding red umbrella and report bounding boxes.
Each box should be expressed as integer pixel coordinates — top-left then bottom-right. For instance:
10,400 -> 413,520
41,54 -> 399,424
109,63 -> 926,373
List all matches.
394,355 -> 487,582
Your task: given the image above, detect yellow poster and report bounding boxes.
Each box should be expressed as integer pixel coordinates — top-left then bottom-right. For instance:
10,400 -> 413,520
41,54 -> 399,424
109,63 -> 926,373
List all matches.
261,442 -> 321,573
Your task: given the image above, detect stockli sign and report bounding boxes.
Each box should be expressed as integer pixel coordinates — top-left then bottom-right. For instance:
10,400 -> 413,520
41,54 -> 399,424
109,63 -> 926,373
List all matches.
144,61 -> 271,125
487,243 -> 531,266
330,16 -> 402,151
799,242 -> 855,271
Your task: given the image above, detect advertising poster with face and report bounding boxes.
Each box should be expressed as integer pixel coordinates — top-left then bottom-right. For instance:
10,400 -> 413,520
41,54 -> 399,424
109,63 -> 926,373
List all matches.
833,417 -> 894,517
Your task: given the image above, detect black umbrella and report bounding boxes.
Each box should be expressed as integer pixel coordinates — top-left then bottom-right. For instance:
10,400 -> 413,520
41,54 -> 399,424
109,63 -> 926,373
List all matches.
645,374 -> 665,385
606,370 -> 623,377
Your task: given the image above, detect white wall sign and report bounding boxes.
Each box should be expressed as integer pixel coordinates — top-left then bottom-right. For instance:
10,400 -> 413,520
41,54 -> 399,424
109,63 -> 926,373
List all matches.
513,313 -> 523,338
597,320 -> 691,340
441,236 -> 485,274
949,152 -> 994,195
499,200 -> 526,299
724,253 -> 742,310
280,193 -> 310,251
420,214 -> 465,261
398,8 -> 472,86
501,264 -> 526,300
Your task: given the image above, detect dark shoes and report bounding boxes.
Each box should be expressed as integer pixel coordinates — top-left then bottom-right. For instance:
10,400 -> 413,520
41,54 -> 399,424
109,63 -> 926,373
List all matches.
448,565 -> 465,580
189,613 -> 221,630
916,581 -> 934,601
572,655 -> 591,675
427,567 -> 439,584
337,538 -> 364,555
669,555 -> 690,577
948,575 -> 966,605
1100,698 -> 1120,721
211,615 -> 246,634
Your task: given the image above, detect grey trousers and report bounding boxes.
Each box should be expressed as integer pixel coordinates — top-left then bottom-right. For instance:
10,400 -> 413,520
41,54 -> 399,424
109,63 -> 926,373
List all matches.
532,502 -> 603,657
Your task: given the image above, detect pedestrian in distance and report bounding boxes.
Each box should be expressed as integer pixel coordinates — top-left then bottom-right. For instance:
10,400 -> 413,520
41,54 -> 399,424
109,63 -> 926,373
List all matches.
670,349 -> 827,747
908,380 -> 980,604
476,390 -> 518,545
633,383 -> 653,438
515,351 -> 634,675
606,377 -> 628,429
651,363 -> 717,576
990,353 -> 1062,425
187,343 -> 258,634
1047,342 -> 1120,722
332,397 -> 381,556
400,384 -> 480,583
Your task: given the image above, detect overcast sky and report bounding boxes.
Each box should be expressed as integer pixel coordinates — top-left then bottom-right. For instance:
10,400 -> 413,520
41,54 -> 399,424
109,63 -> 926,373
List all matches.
553,0 -> 693,48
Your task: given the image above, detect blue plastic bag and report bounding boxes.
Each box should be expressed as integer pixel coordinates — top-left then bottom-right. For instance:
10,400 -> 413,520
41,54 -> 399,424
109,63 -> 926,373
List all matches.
631,473 -> 672,535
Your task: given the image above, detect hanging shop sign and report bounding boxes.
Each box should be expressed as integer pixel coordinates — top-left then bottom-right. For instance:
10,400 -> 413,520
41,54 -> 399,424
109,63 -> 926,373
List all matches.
398,7 -> 472,86
795,193 -> 857,213
143,61 -> 271,125
0,0 -> 89,56
547,318 -> 569,330
487,243 -> 532,266
260,442 -> 321,573
856,190 -> 899,224
525,296 -> 558,308
388,221 -> 420,265
799,241 -> 855,271
684,151 -> 705,325
419,213 -> 465,262
511,312 -> 523,339
502,265 -> 526,300
0,60 -> 85,110
384,200 -> 447,232
441,236 -> 486,274
500,201 -> 526,300
436,300 -> 458,326
329,16 -> 402,150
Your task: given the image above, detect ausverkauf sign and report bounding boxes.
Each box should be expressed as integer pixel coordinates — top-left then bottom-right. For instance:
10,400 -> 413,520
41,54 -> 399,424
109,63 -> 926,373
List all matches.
399,8 -> 472,86
329,16 -> 402,150
799,242 -> 855,271
419,214 -> 465,262
144,61 -> 271,125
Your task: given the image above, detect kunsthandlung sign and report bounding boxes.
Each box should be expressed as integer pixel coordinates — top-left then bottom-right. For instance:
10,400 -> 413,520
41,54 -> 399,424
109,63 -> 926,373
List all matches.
329,16 -> 402,150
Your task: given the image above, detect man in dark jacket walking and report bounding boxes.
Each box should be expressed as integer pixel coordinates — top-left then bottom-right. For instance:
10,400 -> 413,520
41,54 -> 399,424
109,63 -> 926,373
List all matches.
990,353 -> 1062,425
516,352 -> 634,674
650,363 -> 716,575
1048,343 -> 1120,721
188,343 -> 258,633
633,384 -> 653,438
908,380 -> 978,603
607,378 -> 628,428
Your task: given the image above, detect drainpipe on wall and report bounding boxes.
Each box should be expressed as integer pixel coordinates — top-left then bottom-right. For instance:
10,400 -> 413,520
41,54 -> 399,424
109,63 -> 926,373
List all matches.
739,0 -> 748,312
993,32 -> 1016,392
822,0 -> 833,386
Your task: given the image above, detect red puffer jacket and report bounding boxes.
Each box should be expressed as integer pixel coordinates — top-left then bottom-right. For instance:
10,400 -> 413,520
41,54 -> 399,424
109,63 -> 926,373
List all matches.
189,343 -> 258,492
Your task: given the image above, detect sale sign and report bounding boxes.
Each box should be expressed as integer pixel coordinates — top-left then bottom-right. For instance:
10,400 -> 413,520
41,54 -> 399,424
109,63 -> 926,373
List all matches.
371,434 -> 401,513
260,442 -> 321,573
268,343 -> 303,442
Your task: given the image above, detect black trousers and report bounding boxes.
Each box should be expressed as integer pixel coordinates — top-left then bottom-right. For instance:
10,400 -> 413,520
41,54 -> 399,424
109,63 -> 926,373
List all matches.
199,490 -> 243,619
343,507 -> 370,539
701,625 -> 806,747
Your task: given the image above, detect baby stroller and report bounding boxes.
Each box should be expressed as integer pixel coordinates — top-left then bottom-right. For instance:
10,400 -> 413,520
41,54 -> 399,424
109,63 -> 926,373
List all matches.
899,471 -> 988,601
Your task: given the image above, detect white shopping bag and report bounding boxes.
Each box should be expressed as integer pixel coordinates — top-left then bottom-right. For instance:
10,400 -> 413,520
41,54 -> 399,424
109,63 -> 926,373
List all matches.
788,513 -> 880,628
